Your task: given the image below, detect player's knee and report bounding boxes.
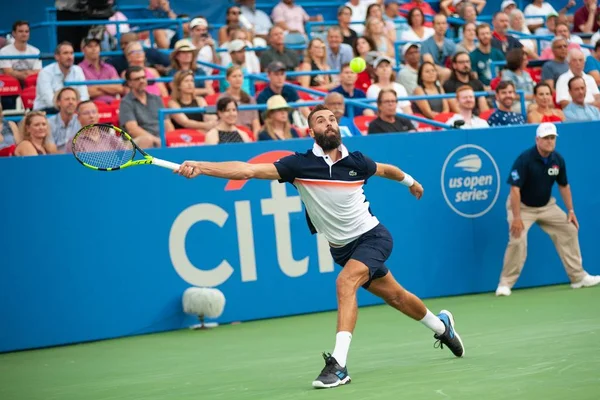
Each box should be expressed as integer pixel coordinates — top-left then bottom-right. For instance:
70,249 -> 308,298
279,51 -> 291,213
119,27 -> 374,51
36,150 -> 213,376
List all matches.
336,270 -> 366,294
386,288 -> 408,308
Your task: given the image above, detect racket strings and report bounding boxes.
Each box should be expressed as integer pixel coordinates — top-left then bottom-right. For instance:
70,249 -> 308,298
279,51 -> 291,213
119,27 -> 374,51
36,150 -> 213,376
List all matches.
73,126 -> 135,169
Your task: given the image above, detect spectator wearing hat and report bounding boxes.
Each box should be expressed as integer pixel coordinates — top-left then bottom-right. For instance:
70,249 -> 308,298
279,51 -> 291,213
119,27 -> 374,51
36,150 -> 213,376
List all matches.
421,14 -> 456,82
168,70 -> 217,132
368,89 -> 415,134
501,0 -> 517,14
167,39 -> 212,97
497,121 -> 600,297
555,49 -> 600,109
259,26 -> 300,71
256,61 -> 310,122
443,52 -> 488,114
470,23 -> 505,87
330,63 -> 374,117
324,92 -> 362,136
326,26 -> 354,73
487,81 -> 526,126
337,5 -> 358,47
563,76 -> 600,121
535,11 -> 559,51
47,87 -> 81,153
398,43 -> 422,96
352,39 -> 378,92
573,0 -> 599,33
220,39 -> 253,94
413,61 -> 450,119
189,17 -> 220,76
541,37 -> 569,90
219,65 -> 260,135
220,28 -> 261,74
366,56 -> 413,116
0,21 -> 41,83
584,41 -> 600,86
446,86 -> 489,128
258,95 -> 300,141
79,37 -> 122,104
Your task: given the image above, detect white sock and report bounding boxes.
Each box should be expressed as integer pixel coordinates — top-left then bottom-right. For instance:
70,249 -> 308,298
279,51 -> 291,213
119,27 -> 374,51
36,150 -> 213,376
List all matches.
420,310 -> 446,335
331,331 -> 352,368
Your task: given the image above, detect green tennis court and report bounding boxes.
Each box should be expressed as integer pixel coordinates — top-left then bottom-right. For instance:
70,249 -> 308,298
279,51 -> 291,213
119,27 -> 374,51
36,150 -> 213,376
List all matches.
1,285 -> 598,400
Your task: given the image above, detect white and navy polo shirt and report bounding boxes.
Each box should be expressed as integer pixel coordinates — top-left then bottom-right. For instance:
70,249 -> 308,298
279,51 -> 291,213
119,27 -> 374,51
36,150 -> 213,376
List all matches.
274,143 -> 380,246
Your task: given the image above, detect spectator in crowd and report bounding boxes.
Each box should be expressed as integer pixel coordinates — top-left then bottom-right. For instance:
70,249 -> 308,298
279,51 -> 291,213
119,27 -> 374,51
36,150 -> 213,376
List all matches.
143,0 -> 177,49
106,32 -> 170,76
330,63 -> 373,116
167,13 -> 190,48
366,56 -> 413,116
353,39 -> 378,92
0,103 -> 20,155
219,66 -> 260,135
122,42 -> 168,97
218,5 -> 249,45
324,92 -> 362,136
238,0 -> 273,43
326,26 -> 354,73
367,3 -> 396,43
271,0 -> 323,38
501,48 -> 535,108
540,23 -> 588,59
535,11 -> 559,51
47,87 -> 81,153
298,38 -> 333,90
446,86 -> 489,128
258,95 -> 300,141
563,76 -> 600,121
14,112 -> 53,156
457,2 -> 479,39
527,82 -> 565,123
65,100 -> 100,153
364,17 -> 395,58
345,0 -> 368,36
496,122 -> 600,297
205,97 -> 253,144
0,21 -> 41,83
257,61 -> 310,121
168,39 -> 213,97
168,70 -> 217,132
398,43 -> 422,96
503,0 -> 517,13
488,81 -> 526,126
589,13 -> 600,47
119,66 -> 174,148
220,28 -> 261,74
573,0 -> 599,33
456,22 -> 477,54
188,17 -> 220,76
33,42 -> 89,113
555,49 -> 600,109
384,0 -> 407,42
471,23 -> 506,87
79,37 -> 122,105
491,11 -> 523,55
523,0 -> 564,32
541,37 -> 569,90
401,8 -> 434,42
443,52 -> 488,114
368,89 -> 416,134
399,0 -> 436,26
219,40 -> 252,94
413,61 -> 450,119
421,14 -> 456,82
259,26 -> 300,71
337,5 -> 358,46
584,41 -> 600,85
509,9 -> 538,58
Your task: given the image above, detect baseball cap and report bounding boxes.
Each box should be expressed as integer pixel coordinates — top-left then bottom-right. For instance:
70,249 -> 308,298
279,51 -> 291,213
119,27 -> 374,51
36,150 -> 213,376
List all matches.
364,51 -> 380,66
402,42 -> 420,56
190,17 -> 208,29
547,11 -> 559,18
500,0 -> 516,10
536,122 -> 559,138
266,60 -> 286,72
81,36 -> 101,48
373,55 -> 395,68
384,0 -> 401,5
228,39 -> 247,53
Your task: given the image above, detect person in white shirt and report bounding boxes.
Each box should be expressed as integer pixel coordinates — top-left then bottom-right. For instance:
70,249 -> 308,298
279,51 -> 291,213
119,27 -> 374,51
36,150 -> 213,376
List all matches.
524,0 -> 559,32
345,0 -> 368,36
401,8 -> 435,42
366,55 -> 413,116
238,0 -> 273,44
0,21 -> 41,82
555,48 -> 600,109
446,86 -> 489,129
189,17 -> 219,76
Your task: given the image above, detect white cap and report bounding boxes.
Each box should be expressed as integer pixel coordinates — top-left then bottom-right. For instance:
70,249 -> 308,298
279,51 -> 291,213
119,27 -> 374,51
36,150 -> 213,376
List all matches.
373,55 -> 395,68
190,17 -> 208,29
501,0 -> 516,10
228,39 -> 247,53
536,122 -> 559,138
402,42 -> 420,56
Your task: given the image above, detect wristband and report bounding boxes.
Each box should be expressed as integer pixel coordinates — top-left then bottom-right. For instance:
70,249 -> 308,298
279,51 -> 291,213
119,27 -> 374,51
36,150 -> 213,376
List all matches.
401,173 -> 415,187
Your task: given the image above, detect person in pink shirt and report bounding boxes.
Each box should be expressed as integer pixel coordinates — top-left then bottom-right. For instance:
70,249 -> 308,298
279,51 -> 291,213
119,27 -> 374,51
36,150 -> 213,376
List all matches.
271,0 -> 323,36
540,23 -> 583,60
399,0 -> 436,27
79,37 -> 123,104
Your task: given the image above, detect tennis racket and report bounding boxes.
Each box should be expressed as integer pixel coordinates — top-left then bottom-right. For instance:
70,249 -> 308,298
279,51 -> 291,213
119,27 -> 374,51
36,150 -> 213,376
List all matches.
71,124 -> 180,171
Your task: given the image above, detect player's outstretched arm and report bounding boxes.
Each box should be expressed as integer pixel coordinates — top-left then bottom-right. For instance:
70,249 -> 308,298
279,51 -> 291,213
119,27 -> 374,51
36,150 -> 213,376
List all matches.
375,162 -> 424,200
175,161 -> 281,180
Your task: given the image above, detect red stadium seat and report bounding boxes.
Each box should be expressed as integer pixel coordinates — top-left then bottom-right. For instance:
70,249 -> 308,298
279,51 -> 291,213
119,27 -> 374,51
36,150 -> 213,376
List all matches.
479,109 -> 496,121
165,129 -> 205,147
95,102 -> 119,126
490,76 -> 502,91
354,115 -> 376,134
205,92 -> 219,106
292,125 -> 308,137
237,124 -> 255,141
412,113 -> 437,130
0,75 -> 22,96
433,112 -> 456,123
20,86 -> 36,109
255,82 -> 268,93
297,90 -> 323,101
0,144 -> 16,157
24,73 -> 38,88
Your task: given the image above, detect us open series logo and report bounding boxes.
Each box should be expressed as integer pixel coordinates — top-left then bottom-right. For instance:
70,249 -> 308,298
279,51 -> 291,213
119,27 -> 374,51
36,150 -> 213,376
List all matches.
441,144 -> 501,218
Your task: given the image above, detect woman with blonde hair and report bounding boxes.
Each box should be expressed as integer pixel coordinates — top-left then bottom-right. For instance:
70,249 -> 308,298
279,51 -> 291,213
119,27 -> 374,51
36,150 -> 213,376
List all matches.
168,70 -> 217,131
219,65 -> 260,135
364,17 -> 395,58
14,112 -> 53,156
366,3 -> 396,44
258,95 -> 300,141
298,38 -> 335,90
122,41 -> 168,97
168,39 -> 214,96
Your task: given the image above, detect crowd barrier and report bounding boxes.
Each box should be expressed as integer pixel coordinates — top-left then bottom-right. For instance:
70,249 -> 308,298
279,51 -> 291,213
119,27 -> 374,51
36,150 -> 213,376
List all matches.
2,122 -> 599,353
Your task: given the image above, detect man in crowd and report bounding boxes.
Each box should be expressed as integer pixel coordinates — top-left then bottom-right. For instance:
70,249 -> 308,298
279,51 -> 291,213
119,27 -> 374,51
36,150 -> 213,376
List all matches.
421,14 -> 455,82
555,49 -> 600,109
257,61 -> 309,123
367,89 -> 415,134
259,26 -> 300,71
487,81 -> 526,126
541,36 -> 570,91
330,63 -> 373,117
326,26 -> 353,72
397,43 -> 421,95
443,52 -> 489,114
47,87 -> 81,153
446,86 -> 489,129
0,21 -> 41,83
470,23 -> 506,87
563,76 -> 600,121
79,37 -> 122,104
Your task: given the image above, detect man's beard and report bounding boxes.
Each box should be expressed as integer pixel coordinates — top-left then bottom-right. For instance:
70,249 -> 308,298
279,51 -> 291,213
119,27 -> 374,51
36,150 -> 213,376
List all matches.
315,127 -> 342,151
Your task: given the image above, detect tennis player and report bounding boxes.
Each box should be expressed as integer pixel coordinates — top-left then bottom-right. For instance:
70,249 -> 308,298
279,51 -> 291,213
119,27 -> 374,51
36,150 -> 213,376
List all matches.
175,102 -> 465,389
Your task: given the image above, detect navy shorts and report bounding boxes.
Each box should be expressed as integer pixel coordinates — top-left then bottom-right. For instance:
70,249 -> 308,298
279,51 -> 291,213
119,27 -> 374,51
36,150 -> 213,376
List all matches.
329,224 -> 393,289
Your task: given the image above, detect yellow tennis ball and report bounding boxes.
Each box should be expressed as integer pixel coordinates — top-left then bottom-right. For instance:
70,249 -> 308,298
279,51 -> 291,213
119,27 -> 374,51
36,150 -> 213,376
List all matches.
349,57 -> 366,73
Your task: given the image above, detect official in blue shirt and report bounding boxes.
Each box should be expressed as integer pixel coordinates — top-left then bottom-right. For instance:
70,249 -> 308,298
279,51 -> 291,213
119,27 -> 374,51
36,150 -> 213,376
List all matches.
487,81 -> 526,126
496,122 -> 600,297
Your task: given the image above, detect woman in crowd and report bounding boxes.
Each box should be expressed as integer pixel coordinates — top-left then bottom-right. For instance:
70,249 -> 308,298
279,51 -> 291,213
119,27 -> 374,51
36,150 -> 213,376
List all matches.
366,3 -> 396,43
501,48 -> 535,109
218,66 -> 260,136
122,41 -> 168,97
168,71 -> 217,132
366,56 -> 412,116
14,112 -> 52,156
401,8 -> 434,42
168,39 -> 214,97
353,36 -> 378,92
0,103 -> 20,156
364,17 -> 395,58
412,62 -> 450,119
217,5 -> 251,46
337,5 -> 358,47
204,97 -> 253,145
456,22 -> 477,54
258,95 -> 300,141
527,82 -> 565,123
298,38 -> 335,91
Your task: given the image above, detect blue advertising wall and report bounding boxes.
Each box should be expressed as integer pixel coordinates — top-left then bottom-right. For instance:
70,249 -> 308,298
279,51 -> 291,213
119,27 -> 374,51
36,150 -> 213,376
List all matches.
1,122 -> 599,353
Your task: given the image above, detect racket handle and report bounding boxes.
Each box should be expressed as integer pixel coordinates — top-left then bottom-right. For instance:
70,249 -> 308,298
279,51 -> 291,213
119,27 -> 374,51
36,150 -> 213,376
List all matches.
152,158 -> 181,170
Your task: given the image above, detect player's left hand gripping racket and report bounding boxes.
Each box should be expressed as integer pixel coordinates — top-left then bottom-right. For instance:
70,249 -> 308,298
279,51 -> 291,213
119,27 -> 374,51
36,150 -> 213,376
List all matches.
71,124 -> 180,171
